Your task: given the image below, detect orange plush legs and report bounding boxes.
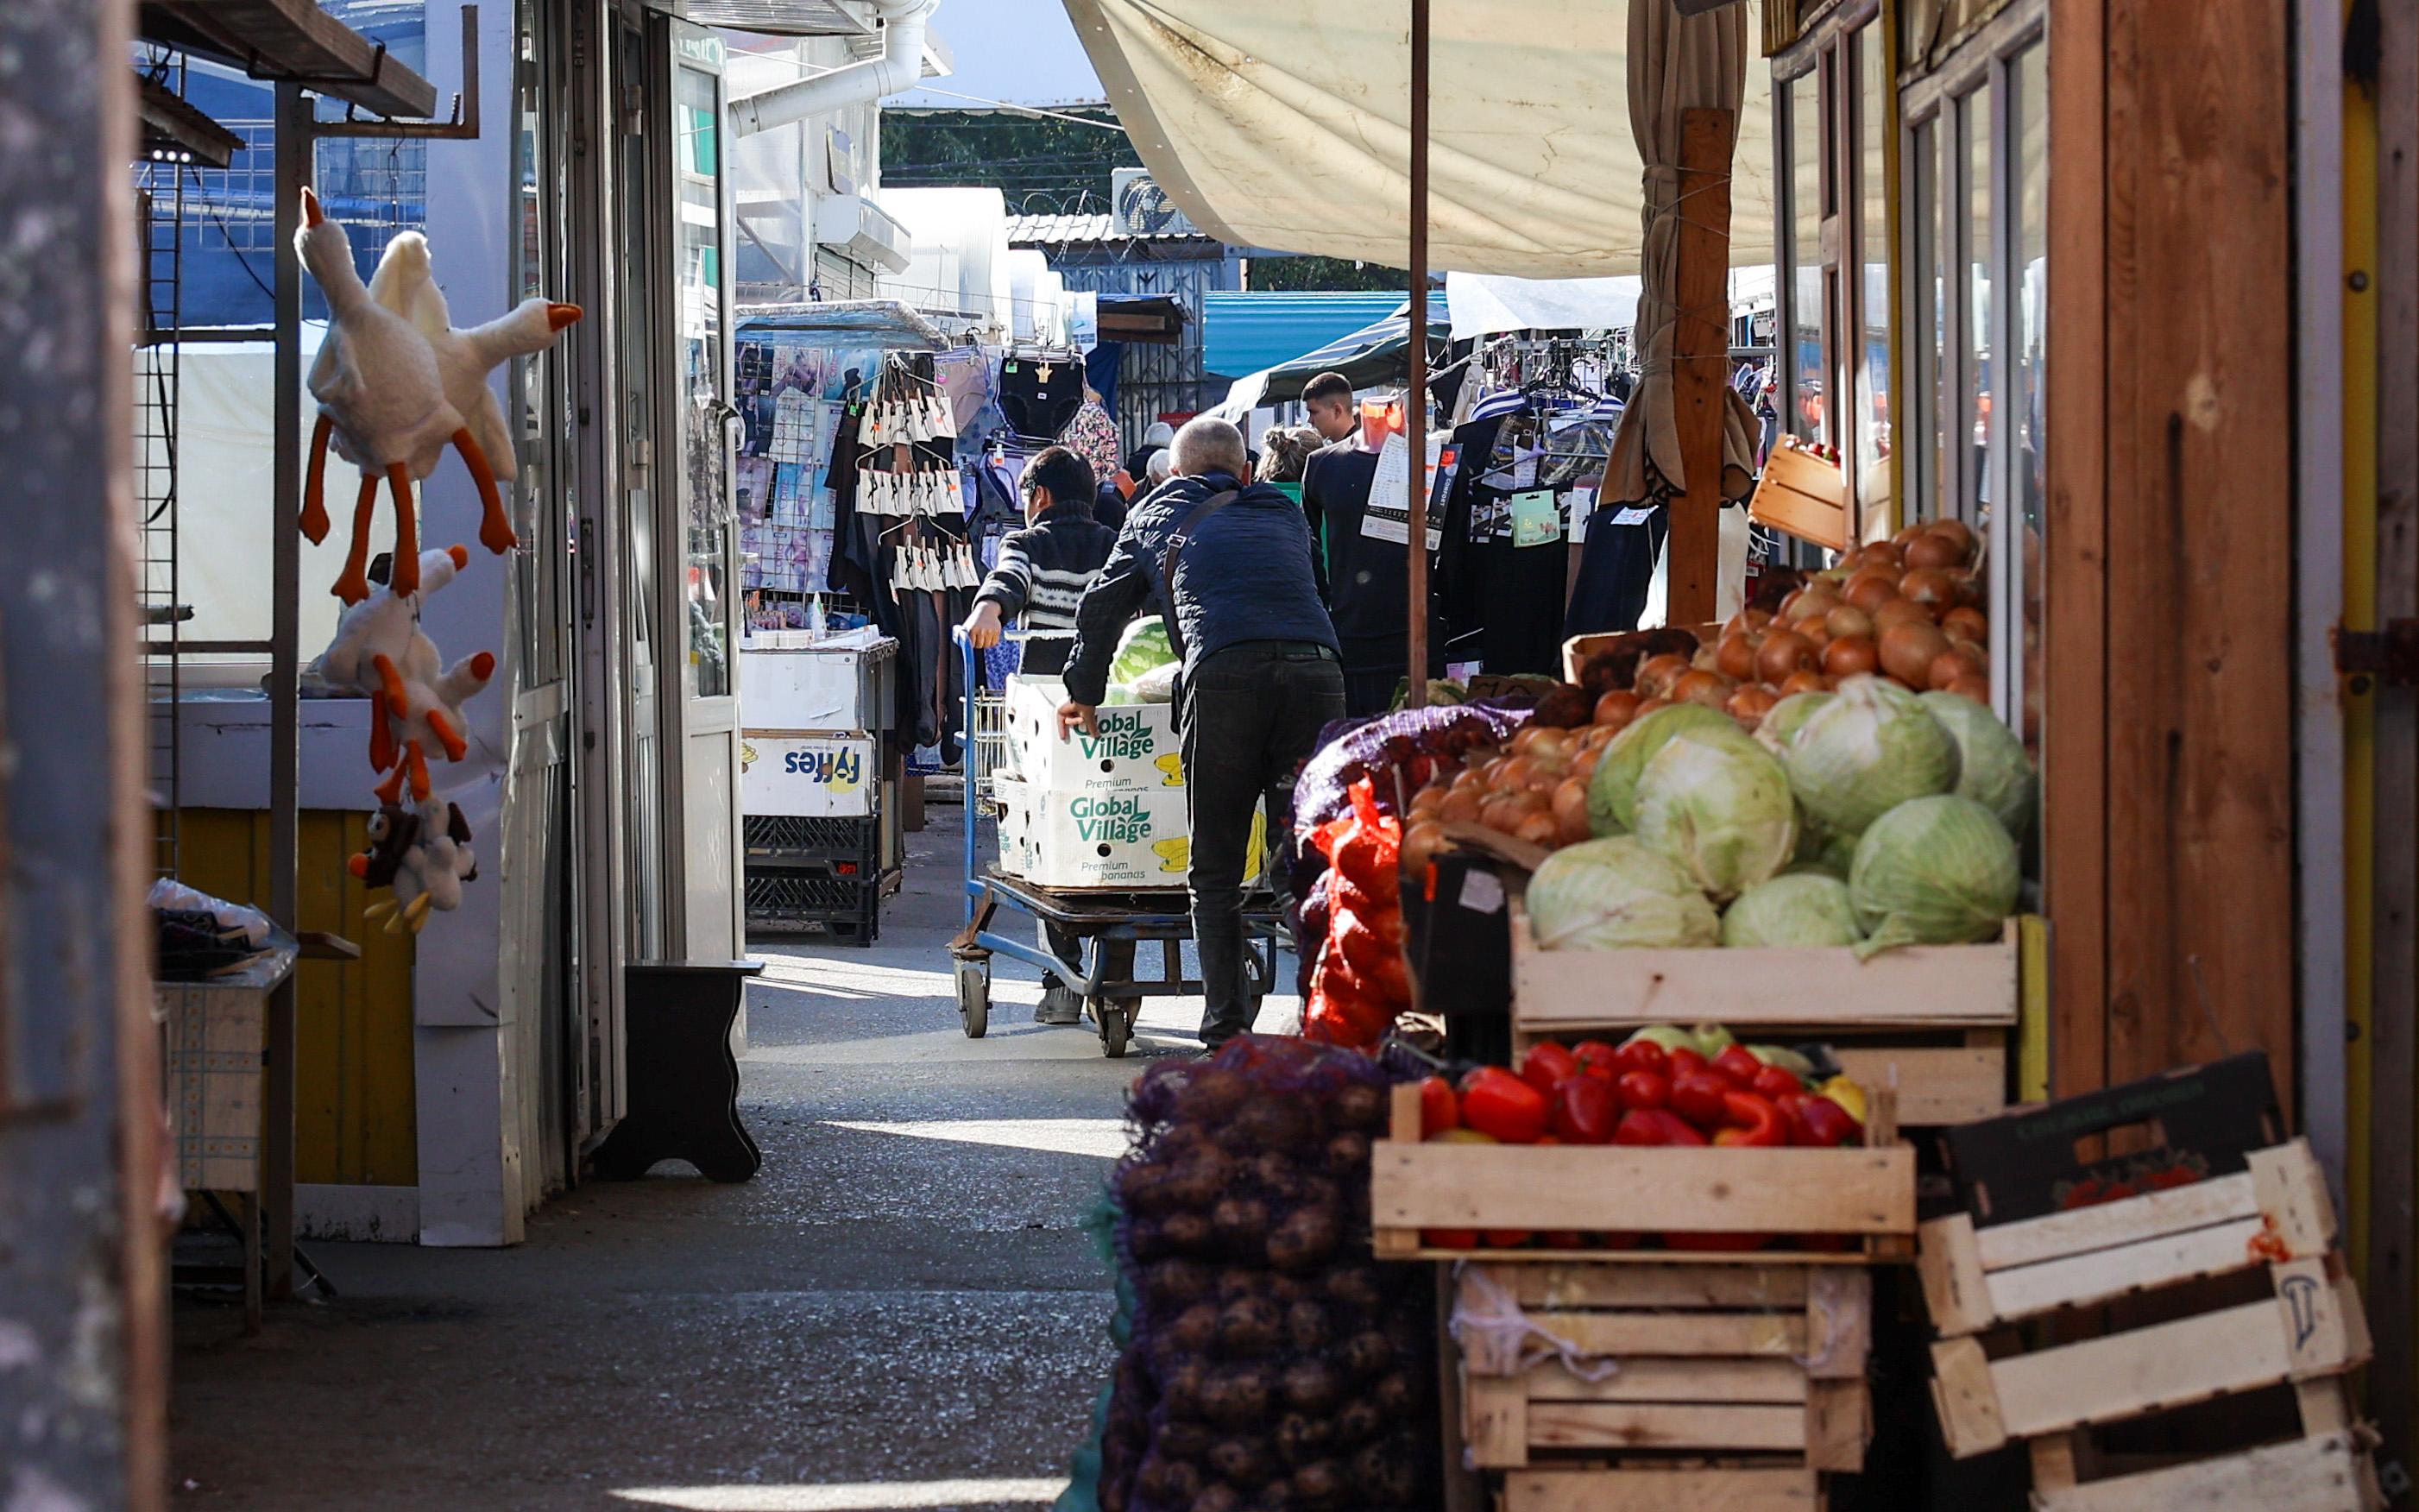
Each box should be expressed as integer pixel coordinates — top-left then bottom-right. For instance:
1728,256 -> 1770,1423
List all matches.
388,463 -> 420,595
331,474 -> 381,603
301,413 -> 333,544
405,740 -> 430,801
450,427 -> 516,556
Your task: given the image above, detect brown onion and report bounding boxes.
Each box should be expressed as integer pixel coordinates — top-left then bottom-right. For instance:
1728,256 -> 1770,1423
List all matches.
1872,596 -> 1937,631
1513,810 -> 1563,848
1880,621 -> 1952,686
1929,644 -> 1988,690
1945,671 -> 1992,703
1861,540 -> 1905,571
1824,635 -> 1880,677
1550,778 -> 1592,839
1726,685 -> 1780,728
1787,588 -> 1840,623
1943,606 -> 1990,644
1904,531 -> 1964,571
1493,755 -> 1534,790
1927,517 -> 1977,561
1716,633 -> 1760,681
1635,653 -> 1692,699
1951,570 -> 1986,608
1778,669 -> 1831,696
1478,793 -> 1531,832
1402,821 -> 1449,874
1593,689 -> 1642,728
1632,696 -> 1673,718
1824,604 -> 1874,641
1899,567 -> 1956,608
1722,608 -> 1773,640
1569,746 -> 1603,783
1580,721 -> 1621,749
1893,524 -> 1926,550
1408,785 -> 1447,817
1756,629 -> 1819,684
1439,788 -> 1484,824
1843,570 -> 1901,614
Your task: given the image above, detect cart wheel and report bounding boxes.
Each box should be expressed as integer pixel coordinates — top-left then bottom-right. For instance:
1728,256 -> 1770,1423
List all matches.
955,959 -> 990,1039
1094,999 -> 1131,1059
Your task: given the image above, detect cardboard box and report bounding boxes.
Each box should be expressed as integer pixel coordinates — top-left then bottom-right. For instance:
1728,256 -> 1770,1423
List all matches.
737,630 -> 896,732
740,734 -> 878,817
992,773 -> 1265,891
1001,675 -> 1185,793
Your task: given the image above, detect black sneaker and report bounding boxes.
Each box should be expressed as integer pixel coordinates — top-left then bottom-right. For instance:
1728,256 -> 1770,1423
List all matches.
1036,983 -> 1084,1025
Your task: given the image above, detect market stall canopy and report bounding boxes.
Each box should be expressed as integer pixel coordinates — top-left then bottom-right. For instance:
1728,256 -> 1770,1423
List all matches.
1059,0 -> 1773,278
1445,274 -> 1644,341
734,299 -> 950,350
1204,292 -> 1416,378
1206,300 -> 1452,417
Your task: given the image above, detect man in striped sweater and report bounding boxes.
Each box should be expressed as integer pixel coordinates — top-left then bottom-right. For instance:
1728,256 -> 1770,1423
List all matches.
961,445 -> 1119,677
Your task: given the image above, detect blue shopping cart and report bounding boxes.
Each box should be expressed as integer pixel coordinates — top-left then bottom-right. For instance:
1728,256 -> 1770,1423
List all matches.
948,632 -> 1282,1057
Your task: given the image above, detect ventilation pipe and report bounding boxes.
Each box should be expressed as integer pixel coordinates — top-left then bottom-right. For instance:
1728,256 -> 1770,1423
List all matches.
729,0 -> 940,140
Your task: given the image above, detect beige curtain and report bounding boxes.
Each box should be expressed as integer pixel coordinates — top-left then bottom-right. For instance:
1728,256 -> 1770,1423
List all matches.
1598,0 -> 1759,514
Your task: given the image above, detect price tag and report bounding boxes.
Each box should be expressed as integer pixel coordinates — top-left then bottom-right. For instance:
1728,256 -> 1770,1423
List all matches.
1458,868 -> 1506,915
1510,489 -> 1560,548
1610,505 -> 1658,526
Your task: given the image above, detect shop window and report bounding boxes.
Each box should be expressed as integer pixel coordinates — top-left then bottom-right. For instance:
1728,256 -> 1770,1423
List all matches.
1900,1 -> 2045,747
1772,5 -> 1893,540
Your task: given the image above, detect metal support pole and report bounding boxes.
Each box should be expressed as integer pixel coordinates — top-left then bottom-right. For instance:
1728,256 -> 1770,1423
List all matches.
265,80 -> 306,1301
1403,0 -> 1431,708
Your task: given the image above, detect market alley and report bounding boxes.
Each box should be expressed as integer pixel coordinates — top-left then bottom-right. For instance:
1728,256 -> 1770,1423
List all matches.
169,807 -> 1254,1511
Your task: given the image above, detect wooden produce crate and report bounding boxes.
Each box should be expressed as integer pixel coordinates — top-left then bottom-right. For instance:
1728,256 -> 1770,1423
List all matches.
1508,890 -> 2020,1126
1499,1465 -> 1824,1511
1369,1082 -> 1914,1263
1749,440 -> 1849,551
1918,1060 -> 2384,1509
1458,1261 -> 1873,1481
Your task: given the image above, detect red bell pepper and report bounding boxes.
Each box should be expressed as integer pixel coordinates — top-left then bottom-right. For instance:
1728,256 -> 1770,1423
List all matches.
1666,1045 -> 1709,1078
1552,1074 -> 1622,1145
1572,1040 -> 1622,1079
1520,1042 -> 1581,1098
1460,1066 -> 1551,1144
1712,1090 -> 1789,1147
1646,1110 -> 1708,1146
1668,1071 -> 1734,1132
1750,1063 -> 1809,1101
1611,1039 -> 1670,1078
1418,1075 -> 1460,1138
1616,1068 -> 1671,1112
1422,1227 -> 1479,1248
1792,1095 -> 1861,1150
1613,1109 -> 1669,1146
1712,1044 -> 1766,1089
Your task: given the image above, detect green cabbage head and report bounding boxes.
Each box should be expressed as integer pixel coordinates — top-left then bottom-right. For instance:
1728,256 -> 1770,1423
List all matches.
1918,691 -> 2037,840
1849,794 -> 2020,959
1586,703 -> 1735,836
1786,675 -> 1961,835
1526,836 -> 1720,951
1754,690 -> 1835,757
1633,724 -> 1798,899
1722,872 -> 1863,948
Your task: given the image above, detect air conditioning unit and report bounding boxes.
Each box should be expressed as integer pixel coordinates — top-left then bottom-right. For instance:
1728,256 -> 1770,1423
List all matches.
1111,168 -> 1196,238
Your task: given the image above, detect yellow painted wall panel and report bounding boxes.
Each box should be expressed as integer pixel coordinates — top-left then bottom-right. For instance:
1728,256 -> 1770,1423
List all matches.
176,809 -> 416,1185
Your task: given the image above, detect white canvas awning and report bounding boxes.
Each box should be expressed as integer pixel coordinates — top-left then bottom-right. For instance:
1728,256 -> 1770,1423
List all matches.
1446,273 -> 1644,339
1061,0 -> 1773,279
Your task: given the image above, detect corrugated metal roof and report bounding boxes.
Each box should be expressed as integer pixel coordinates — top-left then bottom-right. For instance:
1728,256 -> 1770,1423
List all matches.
1005,211 -> 1207,246
1201,291 -> 1422,380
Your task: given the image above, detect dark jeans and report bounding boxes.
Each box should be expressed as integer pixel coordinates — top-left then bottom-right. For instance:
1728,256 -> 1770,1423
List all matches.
1180,640 -> 1348,1046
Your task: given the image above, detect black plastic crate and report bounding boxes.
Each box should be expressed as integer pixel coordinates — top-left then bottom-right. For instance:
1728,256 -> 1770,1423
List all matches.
745,866 -> 880,945
743,814 -> 879,863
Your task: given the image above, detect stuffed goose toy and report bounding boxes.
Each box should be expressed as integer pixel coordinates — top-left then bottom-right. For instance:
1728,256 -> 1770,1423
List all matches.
318,545 -> 495,806
293,187 -> 580,602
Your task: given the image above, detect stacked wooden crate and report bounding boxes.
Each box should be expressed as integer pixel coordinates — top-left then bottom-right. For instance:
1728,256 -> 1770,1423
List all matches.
1918,1055 -> 2384,1509
1371,1083 -> 1916,1508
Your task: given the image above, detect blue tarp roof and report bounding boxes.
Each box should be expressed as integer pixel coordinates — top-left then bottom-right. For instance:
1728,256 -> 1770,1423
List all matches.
1203,291 -> 1444,379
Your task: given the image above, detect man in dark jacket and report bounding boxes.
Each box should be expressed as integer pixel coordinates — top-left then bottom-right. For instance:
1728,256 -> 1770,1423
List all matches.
962,445 -> 1117,677
1060,418 -> 1346,1049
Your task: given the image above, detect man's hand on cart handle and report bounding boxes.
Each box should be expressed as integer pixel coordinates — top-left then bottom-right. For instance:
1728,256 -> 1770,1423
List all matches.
1057,701 -> 1099,740
963,601 -> 1004,651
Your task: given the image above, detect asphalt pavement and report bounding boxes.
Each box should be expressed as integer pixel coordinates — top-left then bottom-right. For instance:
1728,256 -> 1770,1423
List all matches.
171,802 -> 1292,1510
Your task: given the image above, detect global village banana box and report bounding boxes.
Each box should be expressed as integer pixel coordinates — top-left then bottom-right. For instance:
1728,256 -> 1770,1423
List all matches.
1001,675 -> 1184,793
991,775 -> 1265,891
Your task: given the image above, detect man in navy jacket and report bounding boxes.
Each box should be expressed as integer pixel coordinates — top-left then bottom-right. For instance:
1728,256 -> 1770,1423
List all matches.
1059,418 -> 1345,1049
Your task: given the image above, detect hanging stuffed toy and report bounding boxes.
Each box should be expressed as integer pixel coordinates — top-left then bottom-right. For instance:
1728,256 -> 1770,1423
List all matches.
351,797 -> 478,935
293,186 -> 580,602
317,544 -> 495,804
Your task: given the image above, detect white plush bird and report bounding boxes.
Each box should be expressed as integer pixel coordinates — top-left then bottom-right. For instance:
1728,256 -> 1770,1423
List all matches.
317,544 -> 495,804
353,797 -> 479,934
364,230 -> 581,563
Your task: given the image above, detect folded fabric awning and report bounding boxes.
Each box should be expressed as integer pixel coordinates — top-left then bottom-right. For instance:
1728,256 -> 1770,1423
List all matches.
1446,273 -> 1645,340
1061,0 -> 1773,279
